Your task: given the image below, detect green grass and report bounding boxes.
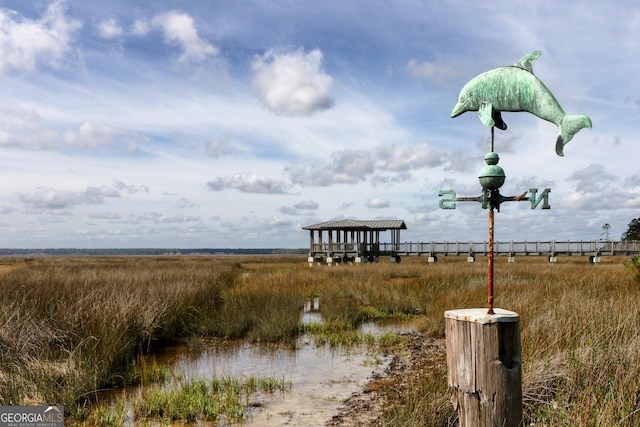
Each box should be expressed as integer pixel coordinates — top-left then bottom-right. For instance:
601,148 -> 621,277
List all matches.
85,375 -> 291,425
131,375 -> 290,424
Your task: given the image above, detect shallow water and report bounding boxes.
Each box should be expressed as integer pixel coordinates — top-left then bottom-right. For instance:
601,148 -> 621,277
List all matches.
157,336 -> 386,426
118,299 -> 424,425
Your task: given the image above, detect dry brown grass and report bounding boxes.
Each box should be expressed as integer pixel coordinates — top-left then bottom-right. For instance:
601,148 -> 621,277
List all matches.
369,256 -> 640,426
1,254 -> 639,426
214,254 -> 640,425
0,256 -> 237,409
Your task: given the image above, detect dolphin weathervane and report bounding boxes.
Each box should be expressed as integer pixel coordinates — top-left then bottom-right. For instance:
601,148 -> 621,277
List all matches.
451,51 -> 592,156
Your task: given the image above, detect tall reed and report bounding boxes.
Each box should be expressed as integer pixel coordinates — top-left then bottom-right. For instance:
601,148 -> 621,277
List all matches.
0,257 -> 237,407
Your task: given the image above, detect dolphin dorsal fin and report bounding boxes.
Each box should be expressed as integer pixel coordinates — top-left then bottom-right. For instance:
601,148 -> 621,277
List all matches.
513,50 -> 542,73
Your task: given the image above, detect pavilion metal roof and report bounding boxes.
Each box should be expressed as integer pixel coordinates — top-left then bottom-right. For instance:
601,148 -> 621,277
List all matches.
303,219 -> 407,231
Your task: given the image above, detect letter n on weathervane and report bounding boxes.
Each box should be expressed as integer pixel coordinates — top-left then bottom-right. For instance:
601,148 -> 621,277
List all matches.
529,188 -> 551,209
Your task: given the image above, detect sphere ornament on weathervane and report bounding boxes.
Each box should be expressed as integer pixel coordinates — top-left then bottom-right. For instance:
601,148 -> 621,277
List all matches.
478,152 -> 505,191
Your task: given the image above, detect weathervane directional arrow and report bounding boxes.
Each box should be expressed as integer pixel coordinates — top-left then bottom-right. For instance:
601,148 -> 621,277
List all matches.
438,187 -> 550,211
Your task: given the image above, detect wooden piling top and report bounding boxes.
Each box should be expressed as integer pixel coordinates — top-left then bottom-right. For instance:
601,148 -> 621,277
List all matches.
444,308 -> 519,324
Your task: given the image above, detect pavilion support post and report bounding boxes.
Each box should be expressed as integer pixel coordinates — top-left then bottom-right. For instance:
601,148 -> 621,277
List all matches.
363,231 -> 367,256
445,308 -> 522,427
308,230 -> 315,267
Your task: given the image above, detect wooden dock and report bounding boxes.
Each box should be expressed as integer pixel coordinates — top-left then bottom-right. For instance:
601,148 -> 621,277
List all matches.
309,240 -> 640,263
390,240 -> 640,257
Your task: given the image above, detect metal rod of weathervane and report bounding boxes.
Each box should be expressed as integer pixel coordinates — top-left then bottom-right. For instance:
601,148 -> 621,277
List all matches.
487,208 -> 495,314
487,126 -> 495,315
490,125 -> 494,152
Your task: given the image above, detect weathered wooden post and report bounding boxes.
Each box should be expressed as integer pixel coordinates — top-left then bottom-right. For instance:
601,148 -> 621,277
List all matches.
441,51 -> 591,426
445,308 -> 522,426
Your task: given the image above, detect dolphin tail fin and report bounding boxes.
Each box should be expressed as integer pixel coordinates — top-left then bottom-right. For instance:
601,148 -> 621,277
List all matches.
556,114 -> 593,156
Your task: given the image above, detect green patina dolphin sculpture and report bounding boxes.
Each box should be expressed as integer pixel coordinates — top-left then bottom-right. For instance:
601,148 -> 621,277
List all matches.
451,51 -> 592,156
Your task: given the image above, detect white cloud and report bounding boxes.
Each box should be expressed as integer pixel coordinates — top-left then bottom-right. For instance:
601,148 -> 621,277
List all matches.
285,163 -> 334,187
0,0 -> 81,73
407,58 -> 459,83
151,11 -> 218,63
367,198 -> 390,209
251,48 -> 334,115
378,142 -> 445,171
569,164 -> 615,194
279,199 -> 319,216
18,186 -> 120,210
131,11 -> 217,63
113,180 -> 150,194
285,143 -> 445,188
294,200 -> 319,210
207,174 -> 289,194
205,138 -> 231,157
131,19 -> 150,36
136,212 -> 201,224
96,18 -> 122,39
205,177 -> 225,191
0,103 -> 44,147
0,107 -> 144,151
63,121 -> 138,150
286,150 -> 374,186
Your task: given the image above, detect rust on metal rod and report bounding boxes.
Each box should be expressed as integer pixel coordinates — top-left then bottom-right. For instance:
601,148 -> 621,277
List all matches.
487,208 -> 495,315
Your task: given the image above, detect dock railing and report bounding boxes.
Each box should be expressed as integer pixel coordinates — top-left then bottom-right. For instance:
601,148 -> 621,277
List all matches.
309,240 -> 640,257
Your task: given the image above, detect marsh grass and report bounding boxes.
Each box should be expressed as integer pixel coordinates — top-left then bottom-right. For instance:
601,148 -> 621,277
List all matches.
370,256 -> 640,426
87,375 -> 290,425
2,254 -> 639,426
132,375 -> 290,424
299,321 -> 406,350
220,255 -> 640,426
0,257 -> 237,408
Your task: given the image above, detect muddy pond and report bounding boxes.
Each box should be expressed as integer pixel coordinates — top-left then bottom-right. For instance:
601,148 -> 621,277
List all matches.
111,299 -> 425,426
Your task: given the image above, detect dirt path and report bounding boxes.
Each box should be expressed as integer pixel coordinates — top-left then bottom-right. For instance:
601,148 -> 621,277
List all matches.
326,332 -> 446,426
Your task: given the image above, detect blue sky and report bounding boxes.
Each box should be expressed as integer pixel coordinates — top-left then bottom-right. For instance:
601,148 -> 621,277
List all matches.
0,0 -> 637,248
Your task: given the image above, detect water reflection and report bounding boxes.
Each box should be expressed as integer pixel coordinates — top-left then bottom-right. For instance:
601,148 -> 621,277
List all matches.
154,337 -> 382,426
301,296 -> 321,325
118,298 -> 423,425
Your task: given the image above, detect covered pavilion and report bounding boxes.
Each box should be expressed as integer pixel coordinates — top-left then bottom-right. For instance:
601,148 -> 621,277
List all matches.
302,219 -> 407,263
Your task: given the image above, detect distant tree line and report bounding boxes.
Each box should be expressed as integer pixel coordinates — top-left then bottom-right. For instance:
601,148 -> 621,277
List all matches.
0,248 -> 308,256
622,217 -> 640,241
